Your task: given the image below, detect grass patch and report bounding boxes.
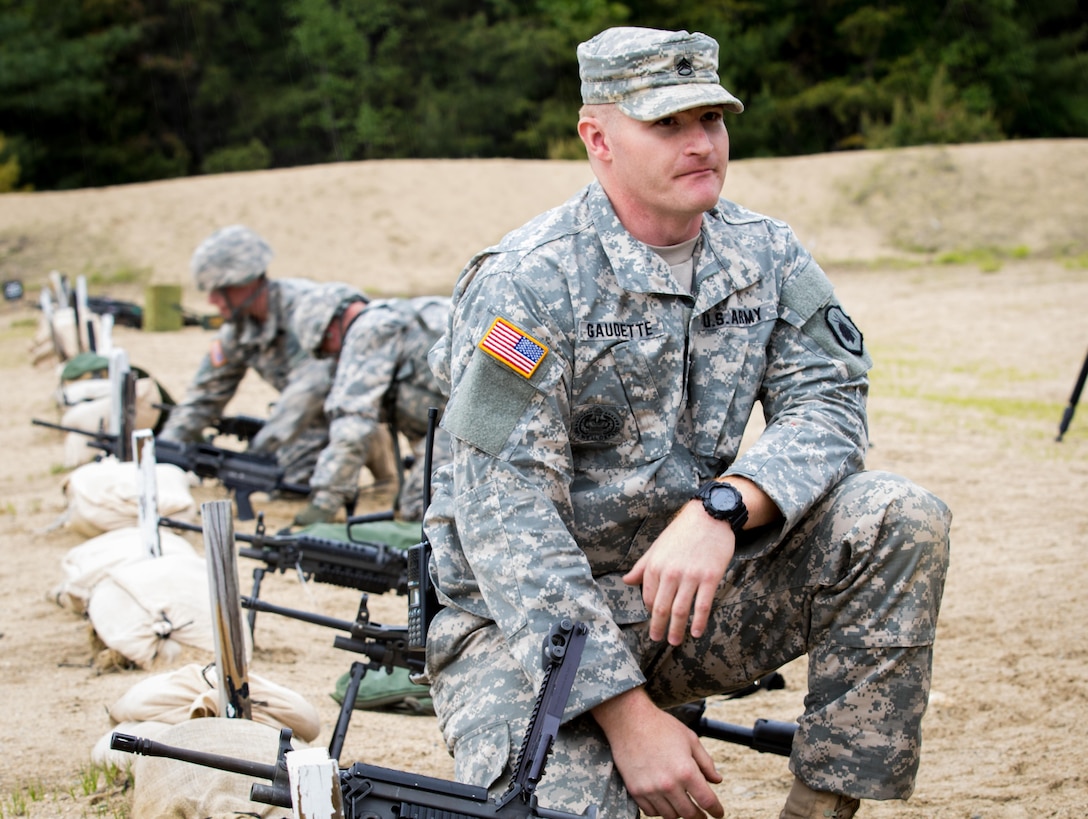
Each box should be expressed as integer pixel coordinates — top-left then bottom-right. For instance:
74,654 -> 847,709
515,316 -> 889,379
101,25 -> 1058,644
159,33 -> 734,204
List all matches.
83,264 -> 150,288
0,761 -> 131,818
935,244 -> 1030,272
1063,253 -> 1088,270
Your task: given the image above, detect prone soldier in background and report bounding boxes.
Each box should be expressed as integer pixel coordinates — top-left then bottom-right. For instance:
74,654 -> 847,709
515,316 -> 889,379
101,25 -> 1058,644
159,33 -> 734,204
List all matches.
159,225 -> 397,490
289,282 -> 452,526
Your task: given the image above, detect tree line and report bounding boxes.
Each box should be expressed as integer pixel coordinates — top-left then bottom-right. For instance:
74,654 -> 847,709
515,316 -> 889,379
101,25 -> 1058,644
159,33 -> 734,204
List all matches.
1,0 -> 1085,192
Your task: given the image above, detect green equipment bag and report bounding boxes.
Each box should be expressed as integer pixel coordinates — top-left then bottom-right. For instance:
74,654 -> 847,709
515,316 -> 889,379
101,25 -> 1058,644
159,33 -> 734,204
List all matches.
331,666 -> 433,715
297,519 -> 422,552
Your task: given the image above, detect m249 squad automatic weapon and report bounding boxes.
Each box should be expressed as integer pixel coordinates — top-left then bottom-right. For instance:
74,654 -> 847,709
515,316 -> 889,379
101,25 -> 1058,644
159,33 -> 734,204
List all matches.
31,419 -> 307,520
159,514 -> 409,634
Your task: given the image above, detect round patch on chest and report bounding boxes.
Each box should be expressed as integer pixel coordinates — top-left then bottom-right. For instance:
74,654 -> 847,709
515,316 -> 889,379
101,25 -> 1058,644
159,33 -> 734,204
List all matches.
571,405 -> 625,444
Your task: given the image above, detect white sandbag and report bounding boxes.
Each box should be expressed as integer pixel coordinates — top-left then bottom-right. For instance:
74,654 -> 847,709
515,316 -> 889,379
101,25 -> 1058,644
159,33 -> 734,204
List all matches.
62,457 -> 196,537
31,306 -> 101,363
58,378 -> 168,468
129,719 -> 300,819
57,377 -> 113,407
87,553 -> 224,669
108,663 -> 322,744
51,527 -> 198,614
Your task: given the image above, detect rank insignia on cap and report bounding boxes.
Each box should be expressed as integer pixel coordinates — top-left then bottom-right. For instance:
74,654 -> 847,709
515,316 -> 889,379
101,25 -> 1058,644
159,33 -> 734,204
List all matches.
209,338 -> 227,367
479,317 -> 548,378
825,305 -> 864,355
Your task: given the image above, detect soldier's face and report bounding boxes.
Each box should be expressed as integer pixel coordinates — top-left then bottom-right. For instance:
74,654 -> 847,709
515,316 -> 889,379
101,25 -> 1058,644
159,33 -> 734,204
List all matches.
319,319 -> 341,357
610,105 -> 729,221
209,279 -> 263,319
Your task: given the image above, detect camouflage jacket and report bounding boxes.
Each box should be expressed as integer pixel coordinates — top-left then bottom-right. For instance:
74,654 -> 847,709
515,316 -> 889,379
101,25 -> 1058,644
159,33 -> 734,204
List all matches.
425,180 -> 873,712
160,278 -> 332,450
310,296 -> 450,501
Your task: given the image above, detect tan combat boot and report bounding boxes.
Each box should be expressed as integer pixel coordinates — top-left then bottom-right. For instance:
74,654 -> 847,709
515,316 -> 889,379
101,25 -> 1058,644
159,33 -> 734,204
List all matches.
779,777 -> 861,819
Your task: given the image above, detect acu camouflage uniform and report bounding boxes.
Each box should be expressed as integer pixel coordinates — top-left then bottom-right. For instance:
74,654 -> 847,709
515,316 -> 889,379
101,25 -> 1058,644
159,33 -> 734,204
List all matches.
159,277 -> 332,485
422,182 -> 952,816
311,296 -> 453,521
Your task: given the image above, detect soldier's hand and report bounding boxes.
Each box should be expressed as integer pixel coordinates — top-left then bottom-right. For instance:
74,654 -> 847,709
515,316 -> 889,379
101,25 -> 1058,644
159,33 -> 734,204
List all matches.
293,502 -> 337,527
624,501 -> 734,645
594,688 -> 723,819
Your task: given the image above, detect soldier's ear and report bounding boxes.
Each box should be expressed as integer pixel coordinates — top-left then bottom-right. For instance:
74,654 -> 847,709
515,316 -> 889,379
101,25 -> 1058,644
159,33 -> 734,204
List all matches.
578,115 -> 612,162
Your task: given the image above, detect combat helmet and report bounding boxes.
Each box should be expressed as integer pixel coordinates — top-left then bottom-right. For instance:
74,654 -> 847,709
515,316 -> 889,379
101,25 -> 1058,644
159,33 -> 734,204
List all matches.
293,282 -> 366,356
191,224 -> 274,291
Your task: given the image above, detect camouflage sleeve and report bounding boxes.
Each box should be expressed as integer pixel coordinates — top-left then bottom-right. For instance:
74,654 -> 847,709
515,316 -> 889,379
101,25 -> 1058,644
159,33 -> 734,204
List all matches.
728,257 -> 872,543
250,356 -> 333,453
308,413 -> 374,503
158,333 -> 249,443
437,265 -> 645,715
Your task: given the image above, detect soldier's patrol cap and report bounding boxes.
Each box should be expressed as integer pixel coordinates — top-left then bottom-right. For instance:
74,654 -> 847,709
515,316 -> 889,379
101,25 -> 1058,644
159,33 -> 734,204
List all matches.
191,224 -> 274,291
578,27 -> 743,121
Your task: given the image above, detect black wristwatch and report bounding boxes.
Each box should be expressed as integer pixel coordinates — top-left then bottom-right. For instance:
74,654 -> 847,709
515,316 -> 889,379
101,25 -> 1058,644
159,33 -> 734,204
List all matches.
693,480 -> 749,533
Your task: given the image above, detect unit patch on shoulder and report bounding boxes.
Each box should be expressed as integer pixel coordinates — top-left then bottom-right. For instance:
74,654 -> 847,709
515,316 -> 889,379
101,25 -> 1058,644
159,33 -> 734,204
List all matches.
478,317 -> 548,378
209,338 -> 227,367
825,305 -> 864,355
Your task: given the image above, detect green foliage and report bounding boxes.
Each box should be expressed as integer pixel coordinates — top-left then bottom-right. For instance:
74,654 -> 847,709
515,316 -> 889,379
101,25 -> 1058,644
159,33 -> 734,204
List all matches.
862,66 -> 1005,147
0,0 -> 1085,189
0,132 -> 20,192
200,139 -> 272,174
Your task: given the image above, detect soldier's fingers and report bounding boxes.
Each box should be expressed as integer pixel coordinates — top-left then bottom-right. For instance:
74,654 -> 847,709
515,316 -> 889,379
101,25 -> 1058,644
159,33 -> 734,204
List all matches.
649,576 -> 679,642
688,581 -> 717,639
666,582 -> 697,646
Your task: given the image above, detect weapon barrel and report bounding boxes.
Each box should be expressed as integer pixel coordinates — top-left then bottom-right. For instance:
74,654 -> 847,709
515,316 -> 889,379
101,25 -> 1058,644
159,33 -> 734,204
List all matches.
32,418 -> 100,437
240,595 -> 356,632
109,732 -> 279,781
695,717 -> 795,757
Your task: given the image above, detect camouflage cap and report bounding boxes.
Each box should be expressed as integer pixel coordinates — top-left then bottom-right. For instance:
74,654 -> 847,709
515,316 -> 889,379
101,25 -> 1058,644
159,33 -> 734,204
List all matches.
292,281 -> 366,357
190,224 -> 274,291
578,27 -> 743,121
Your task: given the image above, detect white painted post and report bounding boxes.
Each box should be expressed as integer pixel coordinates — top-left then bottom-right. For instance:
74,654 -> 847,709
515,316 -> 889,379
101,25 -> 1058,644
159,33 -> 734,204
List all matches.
287,746 -> 345,819
134,429 -> 162,557
75,275 -> 93,352
99,313 -> 113,355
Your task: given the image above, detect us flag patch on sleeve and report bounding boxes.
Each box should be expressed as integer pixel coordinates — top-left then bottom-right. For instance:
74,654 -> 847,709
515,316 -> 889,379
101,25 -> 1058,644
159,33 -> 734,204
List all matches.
478,317 -> 548,378
209,339 -> 227,367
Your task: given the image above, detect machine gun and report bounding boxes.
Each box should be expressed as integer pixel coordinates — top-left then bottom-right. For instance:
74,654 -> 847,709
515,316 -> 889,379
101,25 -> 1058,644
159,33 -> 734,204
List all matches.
160,514 -> 409,633
110,618 -> 598,819
31,419 -> 308,520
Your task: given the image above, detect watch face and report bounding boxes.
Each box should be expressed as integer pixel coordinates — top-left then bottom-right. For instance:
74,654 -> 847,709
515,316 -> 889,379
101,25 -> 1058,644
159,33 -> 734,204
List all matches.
708,484 -> 741,513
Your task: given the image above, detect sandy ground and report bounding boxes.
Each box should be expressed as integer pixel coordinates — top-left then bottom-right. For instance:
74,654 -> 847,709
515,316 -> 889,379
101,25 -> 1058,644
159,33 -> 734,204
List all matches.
0,140 -> 1086,818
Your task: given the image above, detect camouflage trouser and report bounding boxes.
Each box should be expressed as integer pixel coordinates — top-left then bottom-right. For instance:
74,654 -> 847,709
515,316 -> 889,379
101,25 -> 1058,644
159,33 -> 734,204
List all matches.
427,471 -> 952,817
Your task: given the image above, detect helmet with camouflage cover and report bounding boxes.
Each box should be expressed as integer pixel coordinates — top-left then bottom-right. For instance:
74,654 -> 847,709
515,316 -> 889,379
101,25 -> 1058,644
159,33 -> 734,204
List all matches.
293,282 -> 366,357
191,224 -> 274,291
